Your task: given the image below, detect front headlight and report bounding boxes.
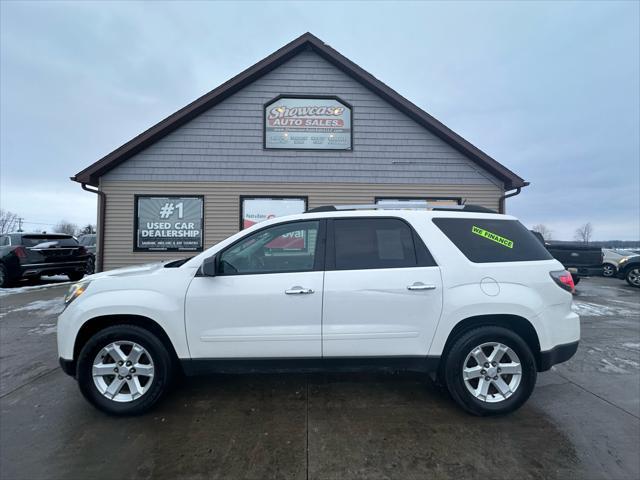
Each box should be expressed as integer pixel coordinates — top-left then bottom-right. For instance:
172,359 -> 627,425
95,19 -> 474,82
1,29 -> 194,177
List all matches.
618,256 -> 630,267
64,281 -> 91,307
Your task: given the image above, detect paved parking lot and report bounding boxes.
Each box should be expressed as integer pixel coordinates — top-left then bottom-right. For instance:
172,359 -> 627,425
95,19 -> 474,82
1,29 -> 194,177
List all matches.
1,276 -> 638,479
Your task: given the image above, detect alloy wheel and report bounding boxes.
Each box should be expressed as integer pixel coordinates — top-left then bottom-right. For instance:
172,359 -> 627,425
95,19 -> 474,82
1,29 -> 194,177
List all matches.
462,342 -> 522,403
628,268 -> 640,287
603,264 -> 615,277
92,341 -> 155,402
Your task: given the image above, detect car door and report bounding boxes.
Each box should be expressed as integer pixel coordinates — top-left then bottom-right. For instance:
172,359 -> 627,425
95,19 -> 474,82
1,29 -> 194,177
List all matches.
185,219 -> 325,358
322,217 -> 443,357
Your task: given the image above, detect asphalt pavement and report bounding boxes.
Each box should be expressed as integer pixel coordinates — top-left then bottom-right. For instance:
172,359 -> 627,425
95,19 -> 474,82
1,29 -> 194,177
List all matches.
0,276 -> 638,480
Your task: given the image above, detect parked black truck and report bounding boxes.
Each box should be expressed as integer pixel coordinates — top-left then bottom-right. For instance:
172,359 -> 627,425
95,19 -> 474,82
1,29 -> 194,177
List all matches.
0,233 -> 91,287
530,232 -> 603,285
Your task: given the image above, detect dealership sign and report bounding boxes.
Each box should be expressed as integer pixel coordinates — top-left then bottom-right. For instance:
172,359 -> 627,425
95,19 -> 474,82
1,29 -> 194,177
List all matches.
264,97 -> 351,150
135,196 -> 203,251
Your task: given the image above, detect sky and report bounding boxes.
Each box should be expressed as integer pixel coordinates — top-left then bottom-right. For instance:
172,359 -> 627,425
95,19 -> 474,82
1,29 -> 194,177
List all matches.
1,0 -> 639,241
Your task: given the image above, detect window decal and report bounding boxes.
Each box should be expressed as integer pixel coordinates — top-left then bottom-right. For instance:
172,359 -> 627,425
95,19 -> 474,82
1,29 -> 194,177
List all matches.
472,226 -> 514,249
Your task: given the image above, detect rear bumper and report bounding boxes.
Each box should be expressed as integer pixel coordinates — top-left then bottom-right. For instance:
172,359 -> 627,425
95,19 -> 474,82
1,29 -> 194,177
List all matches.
538,341 -> 579,371
21,261 -> 87,277
567,266 -> 603,277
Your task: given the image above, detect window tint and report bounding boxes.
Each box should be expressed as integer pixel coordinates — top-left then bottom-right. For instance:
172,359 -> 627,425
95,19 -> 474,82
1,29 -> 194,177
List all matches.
433,218 -> 553,263
219,220 -> 320,275
333,218 -> 418,270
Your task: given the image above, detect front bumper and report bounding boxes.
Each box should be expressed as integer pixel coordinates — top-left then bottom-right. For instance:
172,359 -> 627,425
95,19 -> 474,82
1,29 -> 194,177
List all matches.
538,341 -> 579,371
59,357 -> 76,377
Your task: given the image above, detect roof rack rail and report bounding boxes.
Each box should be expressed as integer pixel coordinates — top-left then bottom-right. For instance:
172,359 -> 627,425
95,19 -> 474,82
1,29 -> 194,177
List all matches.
305,202 -> 498,214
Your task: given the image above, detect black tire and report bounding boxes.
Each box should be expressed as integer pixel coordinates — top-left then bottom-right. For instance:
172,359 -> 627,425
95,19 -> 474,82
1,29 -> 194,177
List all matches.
602,263 -> 616,277
77,325 -> 173,415
85,257 -> 95,275
67,271 -> 84,282
625,267 -> 640,288
0,264 -> 12,288
443,326 -> 537,416
571,274 -> 580,286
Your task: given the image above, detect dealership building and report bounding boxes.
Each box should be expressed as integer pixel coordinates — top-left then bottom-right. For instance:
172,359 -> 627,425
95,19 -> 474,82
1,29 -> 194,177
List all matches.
72,33 -> 527,271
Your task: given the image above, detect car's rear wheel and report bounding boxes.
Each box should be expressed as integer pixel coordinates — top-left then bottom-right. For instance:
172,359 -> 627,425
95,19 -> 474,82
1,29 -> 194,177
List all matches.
0,264 -> 11,288
443,326 -> 537,416
602,263 -> 616,277
626,268 -> 640,288
85,257 -> 95,275
67,271 -> 84,281
77,325 -> 173,415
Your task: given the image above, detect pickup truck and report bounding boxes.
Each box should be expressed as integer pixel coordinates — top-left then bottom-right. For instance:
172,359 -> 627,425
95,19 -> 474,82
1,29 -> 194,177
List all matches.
530,232 -> 603,284
0,233 -> 91,287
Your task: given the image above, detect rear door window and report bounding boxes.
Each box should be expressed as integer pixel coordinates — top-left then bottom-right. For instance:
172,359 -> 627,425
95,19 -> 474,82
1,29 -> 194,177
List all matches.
433,218 -> 552,263
332,218 -> 433,270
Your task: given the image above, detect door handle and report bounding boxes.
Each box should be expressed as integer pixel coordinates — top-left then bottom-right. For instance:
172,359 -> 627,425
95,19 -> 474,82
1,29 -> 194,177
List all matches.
407,282 -> 436,291
285,286 -> 314,295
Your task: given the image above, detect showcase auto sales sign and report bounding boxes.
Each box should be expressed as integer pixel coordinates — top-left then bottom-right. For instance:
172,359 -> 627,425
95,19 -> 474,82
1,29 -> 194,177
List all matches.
265,97 -> 351,150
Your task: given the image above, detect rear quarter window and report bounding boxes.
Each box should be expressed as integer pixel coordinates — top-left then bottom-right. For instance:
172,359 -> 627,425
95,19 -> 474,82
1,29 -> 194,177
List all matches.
433,218 -> 553,263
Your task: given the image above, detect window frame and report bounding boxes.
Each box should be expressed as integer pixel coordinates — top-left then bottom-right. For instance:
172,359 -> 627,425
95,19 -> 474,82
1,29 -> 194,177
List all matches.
325,216 -> 437,271
215,218 -> 327,277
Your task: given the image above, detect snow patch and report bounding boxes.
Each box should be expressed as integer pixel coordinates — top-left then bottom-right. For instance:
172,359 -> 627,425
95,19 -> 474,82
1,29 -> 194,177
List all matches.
0,281 -> 71,297
28,323 -> 57,335
622,343 -> 640,350
4,298 -> 64,317
572,300 -> 638,317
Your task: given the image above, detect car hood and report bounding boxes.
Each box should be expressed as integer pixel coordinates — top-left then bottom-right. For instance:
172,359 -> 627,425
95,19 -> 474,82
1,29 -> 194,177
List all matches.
84,262 -> 167,281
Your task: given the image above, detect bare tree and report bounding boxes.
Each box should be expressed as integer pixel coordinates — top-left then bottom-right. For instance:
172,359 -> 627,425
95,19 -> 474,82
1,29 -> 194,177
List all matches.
54,220 -> 78,236
79,224 -> 96,235
531,224 -> 553,241
0,209 -> 19,234
574,222 -> 594,243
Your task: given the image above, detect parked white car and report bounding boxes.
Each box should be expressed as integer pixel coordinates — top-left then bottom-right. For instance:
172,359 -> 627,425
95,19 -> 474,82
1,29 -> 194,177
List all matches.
57,204 -> 580,416
602,249 -> 640,277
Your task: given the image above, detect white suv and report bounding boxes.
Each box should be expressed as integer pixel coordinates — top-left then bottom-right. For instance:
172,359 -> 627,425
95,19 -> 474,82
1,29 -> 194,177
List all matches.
57,204 -> 580,416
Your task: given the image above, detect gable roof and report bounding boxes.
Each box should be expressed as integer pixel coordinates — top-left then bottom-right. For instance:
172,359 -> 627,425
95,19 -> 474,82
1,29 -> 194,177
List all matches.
73,32 -> 526,190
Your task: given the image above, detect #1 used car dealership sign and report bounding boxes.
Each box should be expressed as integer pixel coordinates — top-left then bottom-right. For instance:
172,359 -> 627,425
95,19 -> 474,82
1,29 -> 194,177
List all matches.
265,97 -> 352,150
135,196 -> 203,251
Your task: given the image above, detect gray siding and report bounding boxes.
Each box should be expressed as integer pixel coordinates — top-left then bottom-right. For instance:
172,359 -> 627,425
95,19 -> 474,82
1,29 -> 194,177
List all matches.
100,180 -> 503,270
103,50 -> 501,187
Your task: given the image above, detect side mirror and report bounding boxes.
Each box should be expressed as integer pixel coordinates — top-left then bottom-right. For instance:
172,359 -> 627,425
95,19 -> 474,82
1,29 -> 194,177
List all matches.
201,255 -> 217,277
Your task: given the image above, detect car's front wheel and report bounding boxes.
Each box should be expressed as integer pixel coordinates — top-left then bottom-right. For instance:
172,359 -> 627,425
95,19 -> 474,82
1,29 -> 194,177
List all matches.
443,326 -> 537,416
76,325 -> 173,415
626,267 -> 640,288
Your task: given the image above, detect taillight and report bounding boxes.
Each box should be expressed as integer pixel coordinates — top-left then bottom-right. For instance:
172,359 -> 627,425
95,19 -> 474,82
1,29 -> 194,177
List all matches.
14,246 -> 27,259
550,270 -> 575,294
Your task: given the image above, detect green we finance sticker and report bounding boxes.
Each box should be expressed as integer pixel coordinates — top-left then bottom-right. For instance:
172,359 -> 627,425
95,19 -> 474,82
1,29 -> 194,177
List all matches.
472,226 -> 514,249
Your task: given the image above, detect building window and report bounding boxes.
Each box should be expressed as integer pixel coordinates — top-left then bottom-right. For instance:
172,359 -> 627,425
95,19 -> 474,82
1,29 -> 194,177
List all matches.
134,195 -> 204,252
240,196 -> 308,230
375,197 -> 462,208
